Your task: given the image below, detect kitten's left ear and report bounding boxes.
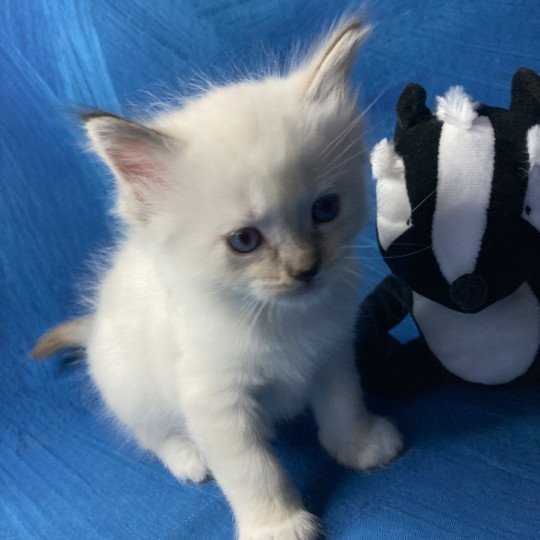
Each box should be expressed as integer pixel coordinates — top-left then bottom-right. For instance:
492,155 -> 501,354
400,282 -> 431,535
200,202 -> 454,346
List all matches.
302,18 -> 370,102
82,111 -> 183,223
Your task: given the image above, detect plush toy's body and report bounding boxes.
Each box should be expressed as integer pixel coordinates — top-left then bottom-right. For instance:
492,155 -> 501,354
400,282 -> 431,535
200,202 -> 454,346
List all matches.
357,68 -> 540,395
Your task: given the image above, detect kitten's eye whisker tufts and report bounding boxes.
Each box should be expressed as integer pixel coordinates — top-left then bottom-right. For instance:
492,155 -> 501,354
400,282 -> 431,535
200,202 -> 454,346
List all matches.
318,149 -> 366,183
319,164 -> 364,185
318,115 -> 363,163
318,134 -> 364,178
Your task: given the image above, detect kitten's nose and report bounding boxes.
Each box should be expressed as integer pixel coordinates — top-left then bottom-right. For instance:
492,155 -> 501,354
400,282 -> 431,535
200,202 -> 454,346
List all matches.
292,262 -> 320,284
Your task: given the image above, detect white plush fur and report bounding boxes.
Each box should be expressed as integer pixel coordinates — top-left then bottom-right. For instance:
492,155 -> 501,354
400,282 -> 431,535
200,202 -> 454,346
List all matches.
370,138 -> 404,180
61,20 -> 402,539
370,139 -> 411,251
413,283 -> 539,384
433,115 -> 495,283
525,125 -> 540,230
435,86 -> 479,129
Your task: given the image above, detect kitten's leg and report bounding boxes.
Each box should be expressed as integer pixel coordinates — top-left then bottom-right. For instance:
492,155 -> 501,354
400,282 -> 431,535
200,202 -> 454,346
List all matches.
136,431 -> 209,483
311,344 -> 403,470
182,380 -> 319,540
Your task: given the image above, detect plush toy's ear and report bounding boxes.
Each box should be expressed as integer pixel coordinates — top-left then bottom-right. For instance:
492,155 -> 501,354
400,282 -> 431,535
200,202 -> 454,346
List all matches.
395,84 -> 433,131
82,111 -> 183,223
510,68 -> 540,117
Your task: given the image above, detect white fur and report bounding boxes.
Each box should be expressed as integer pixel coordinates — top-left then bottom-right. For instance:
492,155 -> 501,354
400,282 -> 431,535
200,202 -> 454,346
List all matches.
80,20 -> 402,539
435,86 -> 479,129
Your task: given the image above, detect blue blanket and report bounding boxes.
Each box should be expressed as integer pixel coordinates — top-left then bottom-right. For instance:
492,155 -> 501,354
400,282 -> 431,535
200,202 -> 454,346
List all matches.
2,1 -> 539,538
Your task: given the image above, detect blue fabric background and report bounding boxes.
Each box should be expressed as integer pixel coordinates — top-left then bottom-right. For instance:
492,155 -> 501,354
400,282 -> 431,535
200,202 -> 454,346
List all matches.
1,1 -> 539,538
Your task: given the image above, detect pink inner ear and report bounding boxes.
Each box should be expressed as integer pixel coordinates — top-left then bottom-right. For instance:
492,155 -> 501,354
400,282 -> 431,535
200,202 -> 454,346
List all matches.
111,139 -> 168,184
105,135 -> 173,216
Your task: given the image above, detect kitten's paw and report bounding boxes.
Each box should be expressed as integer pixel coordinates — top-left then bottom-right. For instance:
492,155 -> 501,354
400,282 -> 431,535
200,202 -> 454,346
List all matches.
353,416 -> 403,470
240,510 -> 320,540
156,437 -> 209,483
323,416 -> 403,471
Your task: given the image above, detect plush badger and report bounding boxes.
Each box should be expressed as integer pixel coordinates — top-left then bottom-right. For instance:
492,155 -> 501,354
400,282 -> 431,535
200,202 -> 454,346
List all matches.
356,68 -> 540,395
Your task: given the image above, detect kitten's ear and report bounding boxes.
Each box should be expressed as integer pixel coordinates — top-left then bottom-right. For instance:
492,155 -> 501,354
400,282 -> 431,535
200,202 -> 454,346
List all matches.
302,18 -> 370,102
82,111 -> 182,223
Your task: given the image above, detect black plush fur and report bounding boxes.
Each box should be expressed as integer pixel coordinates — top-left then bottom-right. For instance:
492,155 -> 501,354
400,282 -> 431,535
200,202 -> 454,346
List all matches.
356,68 -> 540,396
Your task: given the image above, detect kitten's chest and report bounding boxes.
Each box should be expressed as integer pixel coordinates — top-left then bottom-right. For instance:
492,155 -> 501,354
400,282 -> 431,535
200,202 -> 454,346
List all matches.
249,323 -> 338,420
255,365 -> 315,421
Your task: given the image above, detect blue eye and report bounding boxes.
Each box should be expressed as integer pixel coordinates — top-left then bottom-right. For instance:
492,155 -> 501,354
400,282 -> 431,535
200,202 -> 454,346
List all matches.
312,194 -> 340,223
227,227 -> 263,253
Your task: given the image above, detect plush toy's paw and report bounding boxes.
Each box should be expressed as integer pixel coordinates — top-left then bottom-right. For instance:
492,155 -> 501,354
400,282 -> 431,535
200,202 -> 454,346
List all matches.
322,416 -> 403,471
239,511 -> 320,540
156,437 -> 209,483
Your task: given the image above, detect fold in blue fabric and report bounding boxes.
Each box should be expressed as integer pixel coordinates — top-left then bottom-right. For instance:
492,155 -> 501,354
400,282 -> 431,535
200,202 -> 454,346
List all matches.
1,1 -> 538,538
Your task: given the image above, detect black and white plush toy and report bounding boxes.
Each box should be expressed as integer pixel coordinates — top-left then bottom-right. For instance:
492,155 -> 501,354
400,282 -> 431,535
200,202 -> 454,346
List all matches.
356,68 -> 540,395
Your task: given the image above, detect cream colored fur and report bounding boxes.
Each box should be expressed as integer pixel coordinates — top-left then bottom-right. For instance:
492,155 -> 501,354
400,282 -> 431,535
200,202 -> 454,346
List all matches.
34,19 -> 402,539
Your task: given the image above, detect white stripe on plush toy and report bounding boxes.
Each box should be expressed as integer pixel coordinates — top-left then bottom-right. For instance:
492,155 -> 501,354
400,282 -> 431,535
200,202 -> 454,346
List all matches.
432,87 -> 495,283
524,125 -> 540,231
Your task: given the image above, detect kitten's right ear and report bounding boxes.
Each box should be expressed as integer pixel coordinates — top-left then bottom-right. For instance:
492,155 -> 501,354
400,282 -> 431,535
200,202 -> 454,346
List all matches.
302,18 -> 370,102
82,111 -> 183,223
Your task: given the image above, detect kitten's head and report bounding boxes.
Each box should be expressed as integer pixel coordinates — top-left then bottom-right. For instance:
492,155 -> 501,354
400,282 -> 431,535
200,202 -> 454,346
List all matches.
84,20 -> 369,306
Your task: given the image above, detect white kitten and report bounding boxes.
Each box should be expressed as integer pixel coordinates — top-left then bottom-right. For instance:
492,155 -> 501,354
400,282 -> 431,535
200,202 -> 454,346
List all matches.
33,19 -> 402,540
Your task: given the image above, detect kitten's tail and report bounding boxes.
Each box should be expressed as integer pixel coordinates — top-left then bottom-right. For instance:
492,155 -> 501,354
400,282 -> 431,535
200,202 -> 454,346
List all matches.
31,315 -> 93,360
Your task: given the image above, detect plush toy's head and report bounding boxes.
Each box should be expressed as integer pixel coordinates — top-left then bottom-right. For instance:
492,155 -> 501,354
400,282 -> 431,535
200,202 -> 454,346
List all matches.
371,68 -> 540,313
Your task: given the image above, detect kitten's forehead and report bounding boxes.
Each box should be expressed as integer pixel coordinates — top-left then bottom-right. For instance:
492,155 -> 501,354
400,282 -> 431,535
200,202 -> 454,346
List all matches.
154,77 -> 360,229
156,77 -> 355,166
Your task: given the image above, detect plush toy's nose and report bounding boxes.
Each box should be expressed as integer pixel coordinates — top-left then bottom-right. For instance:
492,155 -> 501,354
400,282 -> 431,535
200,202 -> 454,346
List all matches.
449,273 -> 488,312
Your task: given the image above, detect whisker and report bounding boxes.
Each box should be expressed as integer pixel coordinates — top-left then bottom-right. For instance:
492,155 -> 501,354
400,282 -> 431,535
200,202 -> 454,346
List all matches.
320,164 -> 365,184
375,187 -> 437,219
319,136 -> 364,176
410,188 -> 437,215
319,147 -> 366,180
319,115 -> 363,163
375,245 -> 433,259
339,274 -> 362,291
249,299 -> 267,334
318,86 -> 390,165
358,86 -> 391,120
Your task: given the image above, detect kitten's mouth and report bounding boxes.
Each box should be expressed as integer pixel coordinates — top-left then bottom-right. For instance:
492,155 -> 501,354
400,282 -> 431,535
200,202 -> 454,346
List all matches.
260,279 -> 320,300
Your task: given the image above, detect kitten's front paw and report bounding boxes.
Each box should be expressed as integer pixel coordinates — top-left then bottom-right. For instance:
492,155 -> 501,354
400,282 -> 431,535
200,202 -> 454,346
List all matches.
323,416 -> 403,471
353,417 -> 403,470
240,510 -> 320,540
156,437 -> 209,483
